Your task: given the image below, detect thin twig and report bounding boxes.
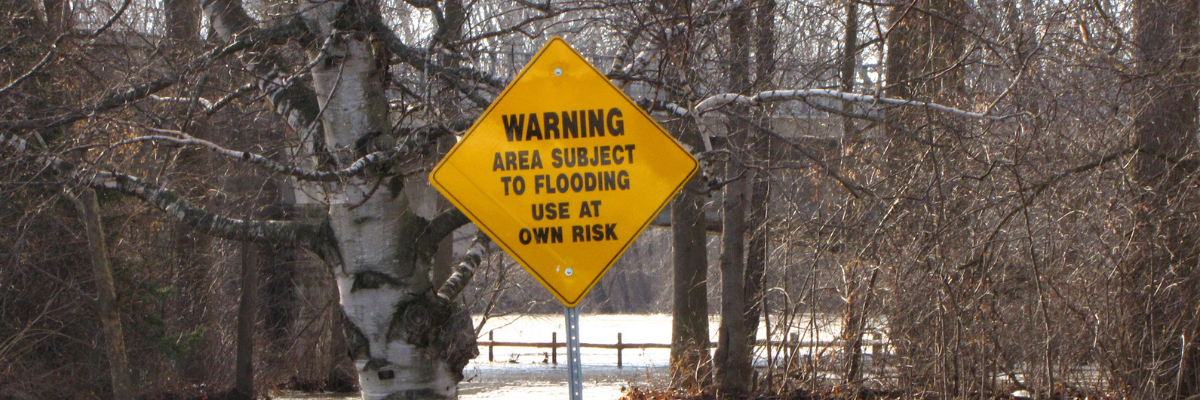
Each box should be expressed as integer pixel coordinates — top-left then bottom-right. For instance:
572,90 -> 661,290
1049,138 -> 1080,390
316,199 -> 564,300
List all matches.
0,35 -> 66,97
87,0 -> 133,40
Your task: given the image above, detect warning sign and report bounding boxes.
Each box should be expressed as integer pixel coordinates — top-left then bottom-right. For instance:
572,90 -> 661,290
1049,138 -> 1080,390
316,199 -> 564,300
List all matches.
429,37 -> 698,307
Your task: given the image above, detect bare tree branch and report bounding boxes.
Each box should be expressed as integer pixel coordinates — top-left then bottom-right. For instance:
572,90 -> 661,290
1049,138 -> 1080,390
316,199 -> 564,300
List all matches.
203,83 -> 257,116
436,231 -> 489,303
0,132 -> 330,246
0,33 -> 264,132
87,0 -> 132,40
0,35 -> 66,97
694,89 -> 1018,120
81,169 -> 328,245
147,95 -> 214,110
369,18 -> 507,89
110,119 -> 459,182
511,0 -> 552,12
451,4 -> 594,46
418,208 -> 471,259
112,132 -> 352,182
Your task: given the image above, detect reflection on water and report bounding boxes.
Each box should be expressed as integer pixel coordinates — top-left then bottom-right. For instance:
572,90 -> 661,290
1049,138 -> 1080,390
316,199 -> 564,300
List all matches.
277,314 -> 841,400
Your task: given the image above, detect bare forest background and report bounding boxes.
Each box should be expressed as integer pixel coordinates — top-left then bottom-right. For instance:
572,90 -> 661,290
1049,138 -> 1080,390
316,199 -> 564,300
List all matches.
2,0 -> 1199,398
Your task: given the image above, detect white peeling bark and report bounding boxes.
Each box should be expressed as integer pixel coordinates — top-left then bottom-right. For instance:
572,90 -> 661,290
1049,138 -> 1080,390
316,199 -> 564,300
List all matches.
325,176 -> 465,400
196,0 -> 478,397
310,37 -> 391,163
305,4 -> 474,398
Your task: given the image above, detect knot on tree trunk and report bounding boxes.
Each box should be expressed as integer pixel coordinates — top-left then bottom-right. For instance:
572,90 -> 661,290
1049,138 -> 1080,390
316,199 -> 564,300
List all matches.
387,294 -> 479,381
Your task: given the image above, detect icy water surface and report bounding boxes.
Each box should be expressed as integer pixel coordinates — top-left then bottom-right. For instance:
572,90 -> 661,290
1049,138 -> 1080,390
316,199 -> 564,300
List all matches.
278,314 -> 841,400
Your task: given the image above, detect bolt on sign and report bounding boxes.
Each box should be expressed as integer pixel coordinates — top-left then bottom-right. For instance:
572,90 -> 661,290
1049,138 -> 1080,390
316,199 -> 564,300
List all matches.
430,37 -> 698,307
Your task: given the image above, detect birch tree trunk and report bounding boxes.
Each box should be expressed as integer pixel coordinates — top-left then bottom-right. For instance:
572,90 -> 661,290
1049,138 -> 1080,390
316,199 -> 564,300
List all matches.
307,6 -> 475,399
200,0 -> 478,398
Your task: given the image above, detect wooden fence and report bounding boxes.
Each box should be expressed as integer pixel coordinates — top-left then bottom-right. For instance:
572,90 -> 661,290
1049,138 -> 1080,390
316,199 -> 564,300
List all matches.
478,331 -> 888,368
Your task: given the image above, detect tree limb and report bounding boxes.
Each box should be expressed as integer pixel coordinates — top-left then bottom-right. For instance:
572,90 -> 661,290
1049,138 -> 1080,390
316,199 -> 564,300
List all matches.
1,132 -> 330,246
0,35 -> 66,97
436,232 -> 489,303
369,17 -> 507,89
200,0 -> 324,144
0,35 -> 257,132
203,83 -> 257,116
113,118 -> 460,183
451,5 -> 588,46
694,89 -> 1019,120
81,169 -> 328,245
113,133 -> 353,182
418,208 -> 471,259
86,0 -> 132,40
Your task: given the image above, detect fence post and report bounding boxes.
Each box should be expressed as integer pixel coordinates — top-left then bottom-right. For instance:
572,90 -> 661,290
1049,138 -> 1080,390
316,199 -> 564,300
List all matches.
552,331 -> 558,365
617,332 -> 623,369
488,330 -> 494,362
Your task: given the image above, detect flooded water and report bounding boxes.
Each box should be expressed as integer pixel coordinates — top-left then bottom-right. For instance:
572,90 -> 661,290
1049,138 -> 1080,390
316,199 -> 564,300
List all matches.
278,313 -> 842,400
462,314 -> 676,400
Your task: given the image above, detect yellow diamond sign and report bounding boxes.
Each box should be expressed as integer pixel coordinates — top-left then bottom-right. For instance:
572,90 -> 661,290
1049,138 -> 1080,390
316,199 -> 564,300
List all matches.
429,37 -> 698,307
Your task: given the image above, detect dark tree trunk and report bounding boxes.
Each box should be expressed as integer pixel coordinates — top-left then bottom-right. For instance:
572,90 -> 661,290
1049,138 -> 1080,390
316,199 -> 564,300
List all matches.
162,0 -> 210,382
42,0 -> 72,33
669,125 -> 713,391
74,189 -> 135,400
1122,0 -> 1200,397
235,241 -> 260,399
744,0 -> 775,387
837,0 -> 867,389
884,0 -> 967,150
262,240 -> 297,345
840,0 -> 859,145
653,0 -> 713,390
430,0 -> 468,289
883,0 -> 974,391
164,0 -> 201,45
714,1 -> 754,396
883,0 -> 969,392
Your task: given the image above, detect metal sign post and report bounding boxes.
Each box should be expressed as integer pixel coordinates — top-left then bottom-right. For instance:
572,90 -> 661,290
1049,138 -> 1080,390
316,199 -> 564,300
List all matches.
565,306 -> 583,400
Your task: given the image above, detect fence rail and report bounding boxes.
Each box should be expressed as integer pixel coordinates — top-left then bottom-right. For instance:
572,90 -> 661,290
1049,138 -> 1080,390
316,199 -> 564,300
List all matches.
478,331 -> 888,368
